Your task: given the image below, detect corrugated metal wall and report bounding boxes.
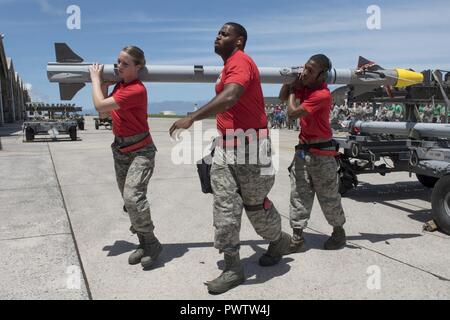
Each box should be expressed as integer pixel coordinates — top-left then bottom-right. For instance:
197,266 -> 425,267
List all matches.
0,34 -> 31,126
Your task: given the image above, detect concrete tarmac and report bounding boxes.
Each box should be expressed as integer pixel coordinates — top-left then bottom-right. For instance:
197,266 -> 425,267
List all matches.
0,117 -> 449,300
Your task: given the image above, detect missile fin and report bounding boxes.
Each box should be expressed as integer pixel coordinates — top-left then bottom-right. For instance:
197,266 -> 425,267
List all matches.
358,56 -> 384,71
59,83 -> 85,100
432,70 -> 450,109
55,43 -> 84,63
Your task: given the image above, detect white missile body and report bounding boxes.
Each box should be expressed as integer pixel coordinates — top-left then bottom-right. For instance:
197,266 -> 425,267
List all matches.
47,43 -> 424,100
344,120 -> 450,139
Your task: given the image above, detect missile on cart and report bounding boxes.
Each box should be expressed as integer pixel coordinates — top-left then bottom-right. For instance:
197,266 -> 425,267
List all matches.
47,43 -> 424,100
343,120 -> 450,139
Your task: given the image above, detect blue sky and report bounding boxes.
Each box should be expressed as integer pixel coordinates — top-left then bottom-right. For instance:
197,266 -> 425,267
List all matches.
1,0 -> 450,114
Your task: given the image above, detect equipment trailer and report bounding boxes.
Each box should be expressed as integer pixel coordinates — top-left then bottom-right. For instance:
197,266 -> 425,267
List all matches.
23,103 -> 82,141
334,69 -> 450,233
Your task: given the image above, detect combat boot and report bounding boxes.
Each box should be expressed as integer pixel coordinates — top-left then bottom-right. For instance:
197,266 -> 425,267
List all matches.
258,231 -> 292,266
286,228 -> 305,254
324,226 -> 346,250
206,252 -> 245,295
128,233 -> 145,265
139,232 -> 163,269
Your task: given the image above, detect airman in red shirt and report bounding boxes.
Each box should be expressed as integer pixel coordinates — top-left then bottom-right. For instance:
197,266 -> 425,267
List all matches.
279,54 -> 347,253
89,46 -> 161,270
170,22 -> 291,295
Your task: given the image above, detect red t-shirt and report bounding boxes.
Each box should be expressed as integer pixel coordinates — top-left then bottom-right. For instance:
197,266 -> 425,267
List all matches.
215,50 -> 267,135
110,79 -> 149,137
295,83 -> 332,143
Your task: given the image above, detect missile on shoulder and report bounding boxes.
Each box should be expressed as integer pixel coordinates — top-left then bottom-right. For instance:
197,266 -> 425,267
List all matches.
47,43 -> 424,100
47,43 -> 298,99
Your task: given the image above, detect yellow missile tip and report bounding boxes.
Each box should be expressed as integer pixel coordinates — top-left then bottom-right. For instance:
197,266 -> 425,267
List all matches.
395,68 -> 424,87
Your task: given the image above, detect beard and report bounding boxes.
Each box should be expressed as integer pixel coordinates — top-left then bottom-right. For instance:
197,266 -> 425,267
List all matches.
214,42 -> 236,57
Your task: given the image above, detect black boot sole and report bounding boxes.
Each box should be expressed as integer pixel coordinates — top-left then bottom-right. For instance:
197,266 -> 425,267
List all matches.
207,278 -> 245,295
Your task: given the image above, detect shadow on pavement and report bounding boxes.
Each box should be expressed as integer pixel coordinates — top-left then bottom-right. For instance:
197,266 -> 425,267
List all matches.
102,229 -> 422,285
103,239 -> 269,264
342,180 -> 440,232
103,238 -> 294,284
347,232 -> 422,243
0,121 -> 23,136
103,229 -> 422,262
103,240 -> 136,257
303,231 -> 421,247
343,181 -> 432,203
237,243 -> 294,286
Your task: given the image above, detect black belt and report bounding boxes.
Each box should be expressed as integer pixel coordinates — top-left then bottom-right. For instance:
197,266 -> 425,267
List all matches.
220,128 -> 269,147
295,140 -> 335,151
115,132 -> 149,148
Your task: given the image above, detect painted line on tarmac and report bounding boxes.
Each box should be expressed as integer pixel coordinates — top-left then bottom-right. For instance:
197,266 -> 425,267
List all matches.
0,232 -> 72,242
47,143 -> 93,300
307,225 -> 450,282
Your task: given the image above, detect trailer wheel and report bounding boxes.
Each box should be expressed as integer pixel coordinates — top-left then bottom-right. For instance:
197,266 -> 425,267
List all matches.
25,127 -> 35,141
78,121 -> 85,130
431,175 -> 450,234
350,143 -> 360,157
95,120 -> 99,130
69,126 -> 77,141
416,174 -> 438,188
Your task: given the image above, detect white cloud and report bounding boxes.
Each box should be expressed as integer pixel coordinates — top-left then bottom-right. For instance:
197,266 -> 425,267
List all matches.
25,83 -> 49,102
95,2 -> 450,72
35,0 -> 65,16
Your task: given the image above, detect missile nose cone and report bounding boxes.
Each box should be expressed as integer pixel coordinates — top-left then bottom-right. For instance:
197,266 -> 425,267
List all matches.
395,68 -> 424,87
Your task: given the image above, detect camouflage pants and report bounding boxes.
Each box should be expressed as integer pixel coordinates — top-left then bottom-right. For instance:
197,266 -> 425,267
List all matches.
210,141 -> 282,255
111,140 -> 157,234
289,152 -> 346,230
